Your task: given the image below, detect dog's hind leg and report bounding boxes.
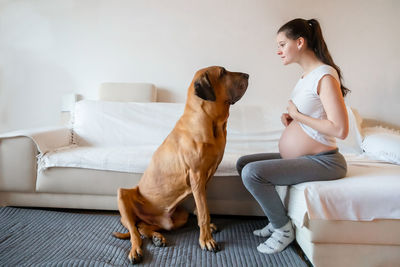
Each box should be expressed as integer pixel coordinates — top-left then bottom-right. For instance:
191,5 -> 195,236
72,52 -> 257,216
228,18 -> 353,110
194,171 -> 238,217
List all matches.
115,187 -> 143,264
136,206 -> 189,247
137,222 -> 166,247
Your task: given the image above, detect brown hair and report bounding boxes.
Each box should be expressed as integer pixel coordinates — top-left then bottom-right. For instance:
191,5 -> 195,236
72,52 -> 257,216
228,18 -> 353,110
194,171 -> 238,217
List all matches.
278,18 -> 350,97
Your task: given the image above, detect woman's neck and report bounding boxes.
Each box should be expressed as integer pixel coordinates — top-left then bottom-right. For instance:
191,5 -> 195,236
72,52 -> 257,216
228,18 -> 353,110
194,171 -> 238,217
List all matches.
297,50 -> 323,77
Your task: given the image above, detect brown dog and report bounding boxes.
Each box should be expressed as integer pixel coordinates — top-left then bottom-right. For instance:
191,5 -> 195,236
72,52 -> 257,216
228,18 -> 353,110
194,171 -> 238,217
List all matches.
113,66 -> 249,264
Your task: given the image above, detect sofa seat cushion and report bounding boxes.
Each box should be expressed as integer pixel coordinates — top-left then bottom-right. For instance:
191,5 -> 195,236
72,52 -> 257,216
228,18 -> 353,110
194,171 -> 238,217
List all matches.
286,154 -> 400,226
38,140 -> 278,176
39,145 -> 157,174
36,167 -> 142,195
35,166 -> 287,217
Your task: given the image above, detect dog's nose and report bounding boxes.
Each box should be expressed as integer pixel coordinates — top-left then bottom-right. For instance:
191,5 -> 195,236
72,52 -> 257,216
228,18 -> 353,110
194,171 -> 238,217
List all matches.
242,73 -> 249,79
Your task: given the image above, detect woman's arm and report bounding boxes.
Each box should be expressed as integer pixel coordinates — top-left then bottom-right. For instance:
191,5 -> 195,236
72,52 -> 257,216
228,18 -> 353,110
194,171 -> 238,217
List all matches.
287,75 -> 349,139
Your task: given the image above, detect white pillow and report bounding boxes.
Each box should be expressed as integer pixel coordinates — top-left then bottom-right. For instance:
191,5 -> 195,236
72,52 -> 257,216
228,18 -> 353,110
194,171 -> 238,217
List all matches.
362,126 -> 400,164
336,106 -> 363,154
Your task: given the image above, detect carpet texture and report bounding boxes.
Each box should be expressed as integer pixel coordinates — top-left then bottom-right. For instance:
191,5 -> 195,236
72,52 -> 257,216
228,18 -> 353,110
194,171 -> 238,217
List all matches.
0,207 -> 308,266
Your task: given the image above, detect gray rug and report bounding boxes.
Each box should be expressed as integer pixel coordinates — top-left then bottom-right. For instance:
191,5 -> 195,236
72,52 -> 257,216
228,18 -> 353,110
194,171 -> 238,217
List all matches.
0,207 -> 308,266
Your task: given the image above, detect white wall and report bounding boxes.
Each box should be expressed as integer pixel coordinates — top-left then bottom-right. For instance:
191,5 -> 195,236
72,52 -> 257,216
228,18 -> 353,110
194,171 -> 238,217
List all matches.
0,0 -> 399,132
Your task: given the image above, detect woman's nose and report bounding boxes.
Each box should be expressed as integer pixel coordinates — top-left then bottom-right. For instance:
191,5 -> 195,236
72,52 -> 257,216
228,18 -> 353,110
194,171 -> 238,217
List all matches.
277,50 -> 282,55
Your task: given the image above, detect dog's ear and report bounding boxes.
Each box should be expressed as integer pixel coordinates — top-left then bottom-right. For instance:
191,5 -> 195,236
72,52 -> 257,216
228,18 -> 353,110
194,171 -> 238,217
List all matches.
194,73 -> 216,101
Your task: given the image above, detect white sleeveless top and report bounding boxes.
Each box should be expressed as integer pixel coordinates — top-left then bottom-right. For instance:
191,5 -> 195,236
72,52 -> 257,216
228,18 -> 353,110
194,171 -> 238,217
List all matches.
290,65 -> 340,147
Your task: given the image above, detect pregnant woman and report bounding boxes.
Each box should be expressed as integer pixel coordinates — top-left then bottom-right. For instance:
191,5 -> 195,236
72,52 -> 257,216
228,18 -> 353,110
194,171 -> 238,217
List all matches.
236,18 -> 350,254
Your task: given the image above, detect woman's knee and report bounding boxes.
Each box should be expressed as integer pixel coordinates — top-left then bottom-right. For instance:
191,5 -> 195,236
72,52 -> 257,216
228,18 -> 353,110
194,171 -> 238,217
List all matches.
236,156 -> 248,175
241,164 -> 253,188
241,163 -> 263,188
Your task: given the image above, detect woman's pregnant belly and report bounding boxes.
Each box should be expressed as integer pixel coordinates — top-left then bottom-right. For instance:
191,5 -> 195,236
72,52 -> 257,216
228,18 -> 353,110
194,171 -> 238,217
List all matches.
279,121 -> 336,159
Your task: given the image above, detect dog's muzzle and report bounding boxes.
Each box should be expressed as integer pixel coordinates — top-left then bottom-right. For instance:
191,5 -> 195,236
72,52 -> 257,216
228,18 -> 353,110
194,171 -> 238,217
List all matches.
230,73 -> 249,105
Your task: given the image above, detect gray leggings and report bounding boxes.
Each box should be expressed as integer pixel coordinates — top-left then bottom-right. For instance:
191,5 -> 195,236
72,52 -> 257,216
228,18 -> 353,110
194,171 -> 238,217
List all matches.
236,149 -> 347,228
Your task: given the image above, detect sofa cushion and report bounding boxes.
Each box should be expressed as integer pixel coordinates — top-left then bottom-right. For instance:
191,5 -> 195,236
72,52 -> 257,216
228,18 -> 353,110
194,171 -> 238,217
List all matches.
362,126 -> 400,164
293,154 -> 400,221
36,167 -> 142,195
39,145 -> 157,174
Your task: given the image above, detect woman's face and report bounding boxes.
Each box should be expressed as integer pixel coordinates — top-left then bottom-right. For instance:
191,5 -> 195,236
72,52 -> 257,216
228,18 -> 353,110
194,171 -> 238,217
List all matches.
276,31 -> 300,65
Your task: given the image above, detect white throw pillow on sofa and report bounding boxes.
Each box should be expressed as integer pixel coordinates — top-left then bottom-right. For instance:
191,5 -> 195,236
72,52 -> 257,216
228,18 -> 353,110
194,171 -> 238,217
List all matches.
362,126 -> 400,164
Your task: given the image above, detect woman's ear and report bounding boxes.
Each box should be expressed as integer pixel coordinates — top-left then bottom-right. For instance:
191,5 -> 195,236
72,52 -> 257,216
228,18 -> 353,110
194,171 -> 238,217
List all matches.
297,37 -> 305,50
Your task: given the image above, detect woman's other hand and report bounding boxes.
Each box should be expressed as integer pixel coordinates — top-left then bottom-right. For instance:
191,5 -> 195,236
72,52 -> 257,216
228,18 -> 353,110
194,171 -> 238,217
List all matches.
287,100 -> 299,119
281,113 -> 293,127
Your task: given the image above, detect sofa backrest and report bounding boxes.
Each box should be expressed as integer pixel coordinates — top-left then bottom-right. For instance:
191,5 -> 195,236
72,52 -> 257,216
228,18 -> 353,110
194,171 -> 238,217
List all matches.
72,100 -> 184,147
98,82 -> 157,102
71,100 -> 281,149
71,100 -> 364,155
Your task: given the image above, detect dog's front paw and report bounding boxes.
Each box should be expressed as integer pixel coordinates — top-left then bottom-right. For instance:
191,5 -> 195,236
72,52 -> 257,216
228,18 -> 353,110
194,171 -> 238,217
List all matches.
199,237 -> 220,253
128,247 -> 143,265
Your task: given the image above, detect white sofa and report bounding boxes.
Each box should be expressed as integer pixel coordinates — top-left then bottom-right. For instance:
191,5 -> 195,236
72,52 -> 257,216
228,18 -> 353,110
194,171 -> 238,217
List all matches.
1,84 -> 400,267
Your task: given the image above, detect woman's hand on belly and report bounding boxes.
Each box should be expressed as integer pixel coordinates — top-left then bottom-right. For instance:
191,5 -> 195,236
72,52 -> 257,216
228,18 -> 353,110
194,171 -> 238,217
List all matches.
281,113 -> 293,127
279,121 -> 336,159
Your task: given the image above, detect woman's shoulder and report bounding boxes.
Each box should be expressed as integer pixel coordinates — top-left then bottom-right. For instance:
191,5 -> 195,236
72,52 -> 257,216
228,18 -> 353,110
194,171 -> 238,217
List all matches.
314,65 -> 340,84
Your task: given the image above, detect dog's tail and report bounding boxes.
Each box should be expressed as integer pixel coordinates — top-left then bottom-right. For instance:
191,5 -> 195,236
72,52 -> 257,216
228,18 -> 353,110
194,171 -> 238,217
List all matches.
112,231 -> 130,239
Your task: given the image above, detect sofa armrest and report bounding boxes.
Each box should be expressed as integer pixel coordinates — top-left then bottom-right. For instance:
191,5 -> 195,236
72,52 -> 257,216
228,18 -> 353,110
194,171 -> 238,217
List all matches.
0,127 -> 72,193
0,126 -> 71,154
0,136 -> 38,192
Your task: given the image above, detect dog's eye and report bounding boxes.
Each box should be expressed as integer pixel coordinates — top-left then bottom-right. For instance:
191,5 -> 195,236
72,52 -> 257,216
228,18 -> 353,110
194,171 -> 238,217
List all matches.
219,67 -> 226,78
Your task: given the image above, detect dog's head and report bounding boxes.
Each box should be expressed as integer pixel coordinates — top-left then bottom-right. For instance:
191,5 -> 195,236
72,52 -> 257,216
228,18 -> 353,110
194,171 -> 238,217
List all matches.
191,66 -> 249,106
